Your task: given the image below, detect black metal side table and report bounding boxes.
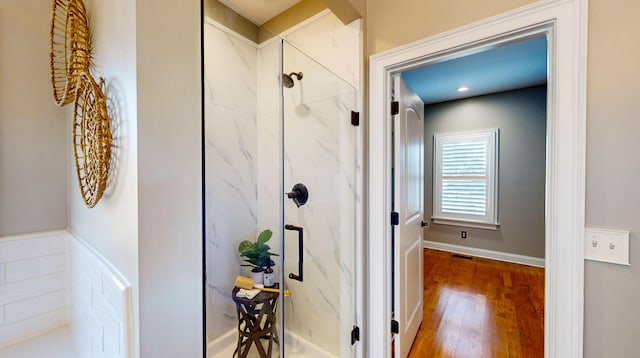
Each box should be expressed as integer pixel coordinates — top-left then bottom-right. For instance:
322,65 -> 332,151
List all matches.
232,284 -> 280,358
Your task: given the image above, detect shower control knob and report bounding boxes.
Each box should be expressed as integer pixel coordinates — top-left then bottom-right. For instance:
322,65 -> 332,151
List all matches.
286,183 -> 309,208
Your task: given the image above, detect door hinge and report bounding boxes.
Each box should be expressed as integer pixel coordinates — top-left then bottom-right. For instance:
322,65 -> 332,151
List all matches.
391,212 -> 399,226
391,101 -> 399,115
351,111 -> 360,126
351,325 -> 360,345
391,320 -> 399,334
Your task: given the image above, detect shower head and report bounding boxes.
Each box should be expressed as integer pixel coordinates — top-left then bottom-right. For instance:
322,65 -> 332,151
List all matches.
283,72 -> 303,88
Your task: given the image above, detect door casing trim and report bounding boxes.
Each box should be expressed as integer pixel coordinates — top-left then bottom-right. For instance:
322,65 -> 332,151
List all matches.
367,0 -> 587,357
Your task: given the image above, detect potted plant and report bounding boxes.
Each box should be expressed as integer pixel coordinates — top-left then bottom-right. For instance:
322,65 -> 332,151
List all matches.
238,229 -> 278,285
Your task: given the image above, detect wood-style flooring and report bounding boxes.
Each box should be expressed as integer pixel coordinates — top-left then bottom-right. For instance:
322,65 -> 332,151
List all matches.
408,249 -> 544,358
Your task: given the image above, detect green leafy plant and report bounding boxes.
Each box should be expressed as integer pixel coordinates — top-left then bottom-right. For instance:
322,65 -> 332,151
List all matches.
238,229 -> 278,272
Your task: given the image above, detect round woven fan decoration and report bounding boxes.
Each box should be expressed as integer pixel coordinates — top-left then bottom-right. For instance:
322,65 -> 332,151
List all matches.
73,72 -> 111,208
50,0 -> 90,106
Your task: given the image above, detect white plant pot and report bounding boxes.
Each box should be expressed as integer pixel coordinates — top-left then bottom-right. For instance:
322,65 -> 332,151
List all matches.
248,269 -> 263,285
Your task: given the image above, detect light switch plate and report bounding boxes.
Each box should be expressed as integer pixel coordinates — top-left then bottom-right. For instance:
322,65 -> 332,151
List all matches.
585,227 -> 631,266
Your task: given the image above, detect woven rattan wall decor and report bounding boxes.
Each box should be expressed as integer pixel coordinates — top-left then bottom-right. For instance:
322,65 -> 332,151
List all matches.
73,73 -> 111,208
50,0 -> 112,208
49,0 -> 90,106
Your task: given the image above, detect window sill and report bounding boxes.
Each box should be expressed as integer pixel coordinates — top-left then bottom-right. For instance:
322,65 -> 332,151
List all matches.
431,217 -> 499,230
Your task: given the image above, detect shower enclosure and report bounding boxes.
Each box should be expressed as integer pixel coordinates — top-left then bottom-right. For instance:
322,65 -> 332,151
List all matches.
203,7 -> 360,357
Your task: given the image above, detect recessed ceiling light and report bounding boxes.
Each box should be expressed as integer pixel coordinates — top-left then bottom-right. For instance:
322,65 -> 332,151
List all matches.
457,86 -> 469,92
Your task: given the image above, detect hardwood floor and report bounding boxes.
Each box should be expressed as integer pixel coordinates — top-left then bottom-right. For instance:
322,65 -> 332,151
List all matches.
408,249 -> 544,358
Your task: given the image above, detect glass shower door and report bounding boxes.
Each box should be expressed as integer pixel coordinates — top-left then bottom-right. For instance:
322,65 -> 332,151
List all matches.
280,40 -> 358,357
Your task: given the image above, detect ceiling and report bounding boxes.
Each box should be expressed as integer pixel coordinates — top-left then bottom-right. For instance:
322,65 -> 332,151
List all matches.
402,35 -> 548,105
219,0 -> 303,25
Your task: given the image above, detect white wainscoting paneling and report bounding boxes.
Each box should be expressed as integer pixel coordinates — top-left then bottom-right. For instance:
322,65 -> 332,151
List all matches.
5,253 -> 66,283
69,233 -> 133,358
5,290 -> 67,324
0,230 -> 70,348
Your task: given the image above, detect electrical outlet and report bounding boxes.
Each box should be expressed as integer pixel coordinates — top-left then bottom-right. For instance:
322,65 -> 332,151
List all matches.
461,231 -> 467,239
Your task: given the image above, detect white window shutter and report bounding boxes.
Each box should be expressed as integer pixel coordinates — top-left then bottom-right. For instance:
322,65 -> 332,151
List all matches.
433,129 -> 499,229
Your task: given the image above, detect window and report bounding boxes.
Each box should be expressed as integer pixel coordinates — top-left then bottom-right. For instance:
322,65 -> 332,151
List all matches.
432,129 -> 499,230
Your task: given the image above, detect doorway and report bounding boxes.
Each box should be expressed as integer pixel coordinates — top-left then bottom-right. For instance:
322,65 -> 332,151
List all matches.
367,1 -> 587,357
392,34 -> 548,356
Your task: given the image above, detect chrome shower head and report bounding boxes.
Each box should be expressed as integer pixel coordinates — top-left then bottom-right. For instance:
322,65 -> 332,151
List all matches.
283,72 -> 303,88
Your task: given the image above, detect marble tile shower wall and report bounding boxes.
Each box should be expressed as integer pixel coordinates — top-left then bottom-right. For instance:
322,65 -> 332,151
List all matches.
204,20 -> 259,341
284,12 -> 360,90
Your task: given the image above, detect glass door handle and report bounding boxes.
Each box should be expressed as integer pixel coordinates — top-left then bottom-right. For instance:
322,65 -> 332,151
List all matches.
285,224 -> 304,282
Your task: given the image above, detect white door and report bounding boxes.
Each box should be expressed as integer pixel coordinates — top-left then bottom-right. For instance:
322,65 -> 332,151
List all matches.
393,75 -> 425,358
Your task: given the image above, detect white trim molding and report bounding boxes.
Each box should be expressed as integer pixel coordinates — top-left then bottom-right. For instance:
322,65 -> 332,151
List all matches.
367,1 -> 587,358
423,240 -> 545,268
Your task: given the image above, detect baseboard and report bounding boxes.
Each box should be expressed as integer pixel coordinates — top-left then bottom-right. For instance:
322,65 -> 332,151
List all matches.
422,240 -> 545,268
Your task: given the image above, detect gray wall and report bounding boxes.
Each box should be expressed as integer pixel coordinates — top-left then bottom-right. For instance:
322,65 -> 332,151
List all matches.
136,0 -> 203,356
0,0 -> 68,236
423,85 -> 546,258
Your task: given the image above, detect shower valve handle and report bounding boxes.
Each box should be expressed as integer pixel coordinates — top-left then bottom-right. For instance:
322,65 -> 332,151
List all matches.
286,183 -> 309,207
